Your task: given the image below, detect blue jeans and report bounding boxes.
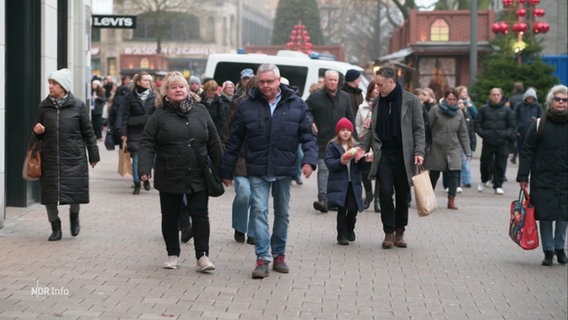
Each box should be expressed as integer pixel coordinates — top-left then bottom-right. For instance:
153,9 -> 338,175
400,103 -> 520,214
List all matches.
249,176 -> 291,261
232,176 -> 254,237
316,158 -> 329,198
131,151 -> 140,183
539,220 -> 568,252
460,153 -> 472,186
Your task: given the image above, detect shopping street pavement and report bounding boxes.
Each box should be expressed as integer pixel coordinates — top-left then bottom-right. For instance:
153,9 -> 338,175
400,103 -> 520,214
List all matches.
1,141 -> 566,320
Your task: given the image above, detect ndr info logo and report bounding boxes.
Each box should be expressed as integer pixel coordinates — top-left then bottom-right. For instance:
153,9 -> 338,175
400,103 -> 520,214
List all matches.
31,281 -> 69,296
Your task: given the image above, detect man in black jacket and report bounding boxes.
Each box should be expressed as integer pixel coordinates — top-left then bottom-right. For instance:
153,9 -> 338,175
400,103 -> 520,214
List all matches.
307,70 -> 355,213
474,88 -> 516,195
341,69 -> 364,117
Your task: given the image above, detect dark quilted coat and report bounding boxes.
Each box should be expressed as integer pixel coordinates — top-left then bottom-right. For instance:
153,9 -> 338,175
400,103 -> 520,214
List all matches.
36,93 -> 100,205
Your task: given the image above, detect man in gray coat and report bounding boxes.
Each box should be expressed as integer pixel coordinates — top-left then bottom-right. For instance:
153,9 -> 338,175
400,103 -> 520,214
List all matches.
359,66 -> 425,249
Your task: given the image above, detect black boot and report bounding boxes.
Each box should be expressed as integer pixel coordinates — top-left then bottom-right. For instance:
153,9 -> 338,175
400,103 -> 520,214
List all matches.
49,219 -> 62,241
556,249 -> 568,265
364,192 -> 373,210
374,198 -> 381,213
313,194 -> 328,213
336,212 -> 349,245
70,212 -> 80,237
542,250 -> 554,266
143,180 -> 151,191
133,182 -> 141,195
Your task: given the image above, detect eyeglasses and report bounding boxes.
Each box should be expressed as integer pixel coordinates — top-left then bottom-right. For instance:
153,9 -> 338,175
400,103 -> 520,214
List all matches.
553,96 -> 568,103
258,78 -> 278,86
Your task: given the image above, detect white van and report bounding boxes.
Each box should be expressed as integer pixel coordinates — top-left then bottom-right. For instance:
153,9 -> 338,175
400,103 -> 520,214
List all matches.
204,50 -> 369,100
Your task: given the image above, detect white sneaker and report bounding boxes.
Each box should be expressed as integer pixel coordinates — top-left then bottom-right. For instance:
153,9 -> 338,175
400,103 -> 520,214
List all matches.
196,254 -> 215,272
477,183 -> 485,192
163,255 -> 179,269
485,180 -> 493,187
495,188 -> 504,195
457,187 -> 463,194
444,188 -> 449,193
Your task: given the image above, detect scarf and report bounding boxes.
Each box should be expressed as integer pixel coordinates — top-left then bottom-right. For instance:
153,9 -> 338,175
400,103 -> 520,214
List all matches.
376,81 -> 403,144
49,94 -> 69,109
439,99 -> 459,117
166,96 -> 193,114
136,85 -> 151,102
537,107 -> 568,139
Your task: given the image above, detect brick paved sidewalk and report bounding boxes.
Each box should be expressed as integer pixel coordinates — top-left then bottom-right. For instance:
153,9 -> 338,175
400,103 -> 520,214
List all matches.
0,142 -> 566,319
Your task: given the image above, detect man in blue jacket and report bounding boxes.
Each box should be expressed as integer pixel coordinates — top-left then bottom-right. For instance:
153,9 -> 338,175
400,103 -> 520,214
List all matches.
221,63 -> 318,279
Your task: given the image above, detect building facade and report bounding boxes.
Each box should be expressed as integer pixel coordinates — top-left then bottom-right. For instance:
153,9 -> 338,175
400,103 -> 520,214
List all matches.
92,0 -> 273,80
1,0 -> 92,227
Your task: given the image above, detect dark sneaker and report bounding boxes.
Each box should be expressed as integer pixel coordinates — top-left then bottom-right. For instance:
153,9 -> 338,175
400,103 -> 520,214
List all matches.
313,200 -> 328,213
252,260 -> 270,279
143,180 -> 151,191
234,231 -> 245,243
246,236 -> 255,245
273,255 -> 289,273
347,230 -> 356,242
337,236 -> 349,245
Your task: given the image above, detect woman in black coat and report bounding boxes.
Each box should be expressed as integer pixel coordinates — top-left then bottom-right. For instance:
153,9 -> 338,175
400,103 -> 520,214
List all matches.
517,84 -> 568,266
32,68 -> 100,241
138,71 -> 222,272
120,72 -> 156,194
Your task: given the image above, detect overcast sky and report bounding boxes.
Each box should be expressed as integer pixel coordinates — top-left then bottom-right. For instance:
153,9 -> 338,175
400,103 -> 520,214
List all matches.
415,0 -> 438,10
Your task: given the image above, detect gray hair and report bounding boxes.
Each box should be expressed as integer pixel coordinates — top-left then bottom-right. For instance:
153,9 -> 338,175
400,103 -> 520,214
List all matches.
257,63 -> 280,77
545,84 -> 568,106
324,70 -> 339,79
376,66 -> 397,81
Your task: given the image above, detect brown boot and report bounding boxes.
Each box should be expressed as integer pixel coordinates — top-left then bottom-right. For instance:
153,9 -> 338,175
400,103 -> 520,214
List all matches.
394,228 -> 407,248
447,195 -> 458,210
382,232 -> 394,249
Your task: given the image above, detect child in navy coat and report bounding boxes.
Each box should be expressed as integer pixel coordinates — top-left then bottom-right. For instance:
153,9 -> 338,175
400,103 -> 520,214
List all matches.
325,117 -> 372,245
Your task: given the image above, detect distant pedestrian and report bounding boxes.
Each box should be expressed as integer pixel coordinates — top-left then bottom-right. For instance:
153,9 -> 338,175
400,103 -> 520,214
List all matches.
307,70 -> 355,213
33,68 -> 100,241
220,63 -> 318,279
513,87 -> 543,164
474,88 -> 515,195
516,84 -> 567,266
341,69 -> 364,117
91,79 -> 106,140
138,71 -> 222,271
325,117 -> 371,245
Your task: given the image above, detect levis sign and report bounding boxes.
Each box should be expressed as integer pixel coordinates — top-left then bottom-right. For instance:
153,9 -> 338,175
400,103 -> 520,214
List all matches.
92,15 -> 136,29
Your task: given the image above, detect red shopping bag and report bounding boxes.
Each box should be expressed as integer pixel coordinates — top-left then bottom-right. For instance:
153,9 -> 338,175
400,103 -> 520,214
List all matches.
509,185 -> 539,250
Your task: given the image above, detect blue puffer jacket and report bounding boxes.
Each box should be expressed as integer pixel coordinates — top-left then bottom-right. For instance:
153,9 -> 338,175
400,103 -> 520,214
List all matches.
221,85 -> 318,179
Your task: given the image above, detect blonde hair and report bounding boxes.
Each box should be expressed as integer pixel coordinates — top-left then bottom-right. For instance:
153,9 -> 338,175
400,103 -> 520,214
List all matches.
155,71 -> 188,107
332,134 -> 355,149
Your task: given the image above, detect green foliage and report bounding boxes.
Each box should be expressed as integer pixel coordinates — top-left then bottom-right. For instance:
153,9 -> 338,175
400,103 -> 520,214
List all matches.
470,36 -> 560,108
271,0 -> 324,45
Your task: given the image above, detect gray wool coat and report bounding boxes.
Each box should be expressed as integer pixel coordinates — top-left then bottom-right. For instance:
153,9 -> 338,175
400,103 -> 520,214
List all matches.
360,90 -> 426,186
425,106 -> 471,171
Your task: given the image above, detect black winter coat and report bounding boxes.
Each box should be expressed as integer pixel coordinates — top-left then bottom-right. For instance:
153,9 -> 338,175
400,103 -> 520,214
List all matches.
138,99 -> 222,194
324,141 -> 367,211
37,93 -> 100,205
221,85 -> 318,179
341,83 -> 364,117
474,100 -> 515,147
121,90 -> 156,152
200,93 -> 227,136
306,88 -> 355,157
516,117 -> 568,221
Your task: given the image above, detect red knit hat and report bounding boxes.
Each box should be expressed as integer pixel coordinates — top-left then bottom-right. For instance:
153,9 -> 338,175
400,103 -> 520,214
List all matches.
336,117 -> 354,134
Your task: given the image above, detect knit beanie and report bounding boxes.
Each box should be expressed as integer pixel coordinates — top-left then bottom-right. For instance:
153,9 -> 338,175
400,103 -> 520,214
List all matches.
336,117 -> 354,134
523,87 -> 537,101
48,68 -> 72,92
189,76 -> 201,85
345,69 -> 361,82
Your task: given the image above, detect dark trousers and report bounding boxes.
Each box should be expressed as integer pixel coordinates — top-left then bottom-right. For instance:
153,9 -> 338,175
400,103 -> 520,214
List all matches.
91,111 -> 102,139
377,151 -> 410,234
159,191 -> 209,259
430,170 -> 460,196
480,143 -> 508,189
337,185 -> 358,237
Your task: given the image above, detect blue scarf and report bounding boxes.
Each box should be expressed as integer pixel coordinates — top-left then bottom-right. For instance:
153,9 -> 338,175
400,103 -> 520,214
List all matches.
439,99 -> 459,117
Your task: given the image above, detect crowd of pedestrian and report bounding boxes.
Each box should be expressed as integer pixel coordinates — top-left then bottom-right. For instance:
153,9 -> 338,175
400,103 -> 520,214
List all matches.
30,65 -> 567,279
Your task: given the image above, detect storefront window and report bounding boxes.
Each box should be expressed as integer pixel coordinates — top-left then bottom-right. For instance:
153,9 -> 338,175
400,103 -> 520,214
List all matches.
419,57 -> 456,100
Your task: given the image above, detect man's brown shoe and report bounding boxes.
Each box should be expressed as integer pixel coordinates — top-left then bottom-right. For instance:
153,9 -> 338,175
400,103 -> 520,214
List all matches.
382,233 -> 394,249
394,229 -> 407,248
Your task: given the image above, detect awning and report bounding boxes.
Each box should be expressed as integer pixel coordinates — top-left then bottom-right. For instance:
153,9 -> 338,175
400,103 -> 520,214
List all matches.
376,48 -> 413,62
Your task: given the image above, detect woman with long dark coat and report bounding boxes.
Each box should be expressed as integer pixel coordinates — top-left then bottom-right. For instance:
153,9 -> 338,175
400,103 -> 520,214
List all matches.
32,68 -> 100,241
517,84 -> 568,266
138,71 -> 222,271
